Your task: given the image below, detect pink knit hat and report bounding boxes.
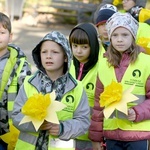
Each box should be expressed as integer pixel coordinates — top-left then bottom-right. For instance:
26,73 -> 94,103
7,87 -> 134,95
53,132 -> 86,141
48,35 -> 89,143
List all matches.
106,12 -> 139,40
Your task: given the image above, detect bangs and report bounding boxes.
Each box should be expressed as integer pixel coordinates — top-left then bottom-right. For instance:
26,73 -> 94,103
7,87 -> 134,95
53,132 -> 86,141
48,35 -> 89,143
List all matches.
0,13 -> 11,33
69,29 -> 89,45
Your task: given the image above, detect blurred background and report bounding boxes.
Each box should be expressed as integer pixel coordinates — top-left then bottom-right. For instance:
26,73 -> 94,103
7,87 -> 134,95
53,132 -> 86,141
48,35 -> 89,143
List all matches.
0,0 -> 149,72
0,0 -> 149,25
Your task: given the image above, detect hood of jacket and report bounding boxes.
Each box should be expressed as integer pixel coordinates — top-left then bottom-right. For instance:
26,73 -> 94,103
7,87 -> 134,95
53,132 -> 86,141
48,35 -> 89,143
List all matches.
32,31 -> 72,73
8,43 -> 27,58
70,23 -> 99,66
69,23 -> 99,80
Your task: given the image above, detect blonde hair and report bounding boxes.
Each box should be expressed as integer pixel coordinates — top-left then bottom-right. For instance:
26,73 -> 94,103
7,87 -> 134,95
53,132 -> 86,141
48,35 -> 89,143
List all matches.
106,41 -> 140,67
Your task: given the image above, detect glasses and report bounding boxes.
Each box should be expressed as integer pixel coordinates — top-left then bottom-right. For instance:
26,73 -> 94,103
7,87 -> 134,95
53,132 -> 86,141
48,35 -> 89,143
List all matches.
122,0 -> 134,2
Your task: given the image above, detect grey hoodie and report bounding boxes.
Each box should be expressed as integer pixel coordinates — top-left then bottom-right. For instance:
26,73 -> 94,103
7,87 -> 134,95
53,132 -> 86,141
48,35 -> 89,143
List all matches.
32,31 -> 72,74
12,31 -> 90,144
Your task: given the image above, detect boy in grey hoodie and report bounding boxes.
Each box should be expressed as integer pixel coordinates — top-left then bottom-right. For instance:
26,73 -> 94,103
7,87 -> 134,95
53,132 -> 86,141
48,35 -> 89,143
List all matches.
12,31 -> 90,150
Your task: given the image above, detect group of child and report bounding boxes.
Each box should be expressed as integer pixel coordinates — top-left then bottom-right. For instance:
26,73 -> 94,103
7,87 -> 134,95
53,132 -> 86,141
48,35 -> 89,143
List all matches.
0,0 -> 150,149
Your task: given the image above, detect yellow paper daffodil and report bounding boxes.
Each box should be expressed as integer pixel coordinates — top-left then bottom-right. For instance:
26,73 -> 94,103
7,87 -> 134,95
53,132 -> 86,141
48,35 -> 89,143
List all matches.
113,0 -> 122,6
19,91 -> 66,131
1,124 -> 19,150
137,37 -> 150,55
100,81 -> 139,119
100,81 -> 123,107
22,93 -> 51,121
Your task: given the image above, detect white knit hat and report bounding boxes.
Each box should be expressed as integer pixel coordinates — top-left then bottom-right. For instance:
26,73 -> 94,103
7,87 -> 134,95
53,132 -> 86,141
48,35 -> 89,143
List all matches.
106,12 -> 139,40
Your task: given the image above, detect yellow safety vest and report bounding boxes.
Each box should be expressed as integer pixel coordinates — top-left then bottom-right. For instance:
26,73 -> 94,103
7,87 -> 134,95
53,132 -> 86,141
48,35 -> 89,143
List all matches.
136,22 -> 150,55
0,47 -> 26,147
98,52 -> 150,131
70,61 -> 99,141
98,44 -> 106,60
15,75 -> 83,150
139,8 -> 150,23
70,61 -> 99,107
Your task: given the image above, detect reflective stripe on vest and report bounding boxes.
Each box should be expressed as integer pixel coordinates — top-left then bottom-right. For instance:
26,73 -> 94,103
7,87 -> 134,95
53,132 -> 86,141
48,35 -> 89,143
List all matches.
0,46 -> 25,119
15,75 -> 83,149
7,57 -> 25,119
0,48 -> 25,145
104,118 -> 150,131
16,133 -> 75,150
98,53 -> 150,131
0,49 -> 17,100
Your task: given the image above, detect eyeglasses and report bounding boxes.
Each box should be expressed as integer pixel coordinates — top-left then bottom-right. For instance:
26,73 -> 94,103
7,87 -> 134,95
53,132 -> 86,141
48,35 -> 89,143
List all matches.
122,0 -> 134,3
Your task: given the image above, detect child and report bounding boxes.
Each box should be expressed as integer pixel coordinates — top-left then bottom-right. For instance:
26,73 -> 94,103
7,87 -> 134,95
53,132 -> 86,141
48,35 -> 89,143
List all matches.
69,23 -> 100,150
122,0 -> 150,24
96,4 -> 118,51
0,12 -> 31,149
93,0 -> 147,23
12,31 -> 90,150
122,0 -> 150,54
89,12 -> 150,150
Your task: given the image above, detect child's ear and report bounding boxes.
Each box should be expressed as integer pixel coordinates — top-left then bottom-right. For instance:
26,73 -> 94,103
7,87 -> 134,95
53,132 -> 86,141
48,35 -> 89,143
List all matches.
9,33 -> 13,43
64,57 -> 68,62
64,55 -> 68,62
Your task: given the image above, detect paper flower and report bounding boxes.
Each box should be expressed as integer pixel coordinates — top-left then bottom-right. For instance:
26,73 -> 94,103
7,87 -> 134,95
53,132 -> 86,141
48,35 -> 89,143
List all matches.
19,91 -> 66,131
1,124 -> 19,150
113,0 -> 122,6
100,81 -> 139,119
100,81 -> 123,107
137,37 -> 150,55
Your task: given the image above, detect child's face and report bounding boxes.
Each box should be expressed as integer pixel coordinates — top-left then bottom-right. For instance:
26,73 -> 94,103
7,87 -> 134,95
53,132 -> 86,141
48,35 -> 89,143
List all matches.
97,23 -> 108,42
122,0 -> 135,11
111,27 -> 133,53
40,40 -> 67,75
71,43 -> 90,63
0,24 -> 12,52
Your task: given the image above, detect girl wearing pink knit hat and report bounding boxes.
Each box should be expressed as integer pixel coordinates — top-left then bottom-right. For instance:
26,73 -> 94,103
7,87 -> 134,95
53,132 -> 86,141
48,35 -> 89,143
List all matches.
89,12 -> 150,150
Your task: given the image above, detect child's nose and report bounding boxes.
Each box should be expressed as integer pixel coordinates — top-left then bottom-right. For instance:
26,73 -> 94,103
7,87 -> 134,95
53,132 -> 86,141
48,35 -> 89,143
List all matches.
76,47 -> 82,53
47,52 -> 52,58
117,36 -> 123,42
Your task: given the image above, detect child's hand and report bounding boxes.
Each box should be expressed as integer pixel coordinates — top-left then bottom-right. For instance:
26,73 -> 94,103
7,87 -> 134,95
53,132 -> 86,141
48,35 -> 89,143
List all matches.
39,120 -> 52,130
40,121 -> 60,136
48,123 -> 60,136
127,108 -> 136,121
